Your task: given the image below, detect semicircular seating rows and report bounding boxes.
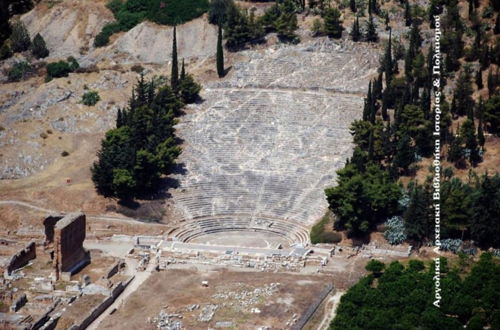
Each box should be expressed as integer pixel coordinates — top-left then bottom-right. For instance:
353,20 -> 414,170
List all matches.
169,39 -> 378,245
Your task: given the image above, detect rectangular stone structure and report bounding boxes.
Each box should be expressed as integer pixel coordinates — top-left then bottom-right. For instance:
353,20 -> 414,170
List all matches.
53,212 -> 89,280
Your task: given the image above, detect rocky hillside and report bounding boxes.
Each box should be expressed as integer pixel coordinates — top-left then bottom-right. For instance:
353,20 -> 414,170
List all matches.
20,0 -> 218,65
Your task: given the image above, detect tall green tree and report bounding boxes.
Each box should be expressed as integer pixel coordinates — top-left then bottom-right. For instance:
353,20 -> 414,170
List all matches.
171,25 -> 179,90
350,16 -> 361,42
470,175 -> 500,248
454,70 -> 474,117
10,21 -> 31,52
323,7 -> 343,39
349,0 -> 357,13
383,28 -> 393,86
404,183 -> 433,241
216,24 -> 224,77
31,33 -> 49,59
365,14 -> 378,42
325,163 -> 401,237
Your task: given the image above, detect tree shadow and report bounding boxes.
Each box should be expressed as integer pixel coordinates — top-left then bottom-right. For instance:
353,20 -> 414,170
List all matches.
223,66 -> 232,77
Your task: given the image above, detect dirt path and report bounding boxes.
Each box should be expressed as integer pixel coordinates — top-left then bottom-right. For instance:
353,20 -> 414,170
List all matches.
86,260 -> 156,330
0,199 -> 166,226
316,291 -> 344,330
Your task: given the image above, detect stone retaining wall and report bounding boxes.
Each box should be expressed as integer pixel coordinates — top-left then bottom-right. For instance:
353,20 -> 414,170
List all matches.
4,241 -> 36,276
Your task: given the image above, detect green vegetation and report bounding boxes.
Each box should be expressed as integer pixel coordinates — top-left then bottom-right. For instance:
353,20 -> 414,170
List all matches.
310,213 -> 342,244
91,75 -> 182,200
46,57 -> 79,80
8,61 -> 32,82
81,91 -> 101,106
31,33 -> 49,58
216,24 -> 224,77
0,42 -> 13,60
95,0 -> 209,47
324,0 -> 500,249
326,162 -> 401,237
331,254 -> 500,329
92,32 -> 201,200
10,21 -> 31,53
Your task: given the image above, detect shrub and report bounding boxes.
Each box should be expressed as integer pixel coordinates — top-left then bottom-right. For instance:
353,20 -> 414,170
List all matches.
46,61 -> 71,79
67,56 -> 79,71
31,33 -> 49,58
46,57 -> 79,80
95,0 -> 209,47
106,0 -> 124,14
131,64 -> 144,73
440,239 -> 463,253
8,61 -> 32,82
0,42 -> 13,60
365,259 -> 385,275
61,150 -> 70,157
10,21 -> 31,52
311,18 -> 324,37
147,0 -> 209,26
383,216 -> 407,245
81,91 -> 100,106
94,22 -> 122,47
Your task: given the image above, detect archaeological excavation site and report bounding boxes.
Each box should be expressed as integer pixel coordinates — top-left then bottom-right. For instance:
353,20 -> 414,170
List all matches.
2,0 -> 500,329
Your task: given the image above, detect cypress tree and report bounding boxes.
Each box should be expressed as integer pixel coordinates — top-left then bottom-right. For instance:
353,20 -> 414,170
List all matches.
171,25 -> 179,90
116,109 -> 124,128
495,14 -> 500,35
477,106 -> 485,148
365,14 -> 378,42
216,24 -> 224,78
393,134 -> 415,174
10,21 -> 31,52
455,70 -> 474,117
468,0 -> 474,19
487,69 -> 495,96
31,33 -> 49,59
461,119 -> 481,166
476,69 -> 483,90
350,16 -> 361,42
373,72 -> 383,100
383,28 -> 393,87
404,1 -> 412,26
350,0 -> 357,13
180,58 -> 186,80
476,97 -> 485,147
363,81 -> 372,121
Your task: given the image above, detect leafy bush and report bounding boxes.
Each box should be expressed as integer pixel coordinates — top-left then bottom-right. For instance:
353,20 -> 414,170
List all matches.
332,255 -> 500,329
131,64 -> 144,73
61,150 -> 70,157
148,0 -> 208,25
81,91 -> 100,106
46,61 -> 71,79
106,0 -> 124,14
31,33 -> 49,58
8,61 -> 32,82
94,22 -> 122,47
439,238 -> 463,253
46,57 -> 79,80
383,216 -> 407,245
95,0 -> 209,47
10,21 -> 31,53
67,56 -> 79,71
0,42 -> 13,60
